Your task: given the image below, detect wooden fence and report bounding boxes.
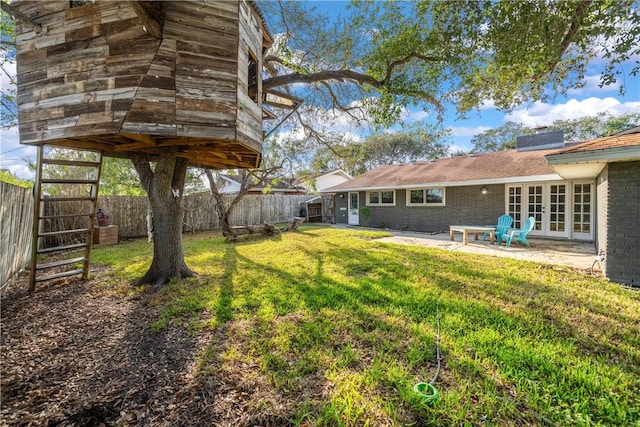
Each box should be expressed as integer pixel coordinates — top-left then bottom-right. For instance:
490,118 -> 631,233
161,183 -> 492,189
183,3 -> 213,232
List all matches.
0,189 -> 309,288
1,182 -> 34,288
91,193 -> 310,238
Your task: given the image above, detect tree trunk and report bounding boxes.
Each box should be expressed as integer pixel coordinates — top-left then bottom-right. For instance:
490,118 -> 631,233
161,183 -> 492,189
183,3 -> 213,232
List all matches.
217,202 -> 235,239
132,148 -> 195,287
205,169 -> 253,241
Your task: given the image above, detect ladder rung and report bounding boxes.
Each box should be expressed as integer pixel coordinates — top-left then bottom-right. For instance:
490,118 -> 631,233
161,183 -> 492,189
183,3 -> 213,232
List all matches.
35,269 -> 85,282
42,179 -> 98,184
37,243 -> 88,253
42,159 -> 101,167
40,213 -> 94,219
41,197 -> 96,202
36,257 -> 86,270
39,228 -> 90,237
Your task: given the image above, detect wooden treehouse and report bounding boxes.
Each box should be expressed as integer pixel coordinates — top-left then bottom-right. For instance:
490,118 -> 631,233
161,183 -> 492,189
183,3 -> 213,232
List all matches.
10,0 -> 297,287
14,0 -> 277,168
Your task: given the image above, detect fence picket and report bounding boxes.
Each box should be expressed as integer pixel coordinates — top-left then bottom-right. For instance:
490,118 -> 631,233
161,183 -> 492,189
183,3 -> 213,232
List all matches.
1,182 -> 35,288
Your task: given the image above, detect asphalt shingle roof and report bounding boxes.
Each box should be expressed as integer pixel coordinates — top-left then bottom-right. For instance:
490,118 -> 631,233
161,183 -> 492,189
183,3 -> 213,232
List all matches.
327,148 -> 561,191
551,131 -> 640,155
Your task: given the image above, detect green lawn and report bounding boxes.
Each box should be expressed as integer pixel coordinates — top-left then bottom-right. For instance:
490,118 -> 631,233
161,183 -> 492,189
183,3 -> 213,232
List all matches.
92,226 -> 640,426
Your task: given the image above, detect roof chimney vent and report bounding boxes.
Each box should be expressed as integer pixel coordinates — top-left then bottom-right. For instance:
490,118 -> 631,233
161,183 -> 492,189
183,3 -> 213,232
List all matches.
517,129 -> 564,151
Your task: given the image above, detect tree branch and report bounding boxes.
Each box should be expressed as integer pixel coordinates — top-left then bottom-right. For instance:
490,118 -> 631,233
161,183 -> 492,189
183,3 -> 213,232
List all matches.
262,52 -> 445,113
532,0 -> 593,81
382,52 -> 442,84
319,81 -> 365,123
262,69 -> 379,90
0,2 -> 42,33
294,110 -> 346,159
131,153 -> 153,194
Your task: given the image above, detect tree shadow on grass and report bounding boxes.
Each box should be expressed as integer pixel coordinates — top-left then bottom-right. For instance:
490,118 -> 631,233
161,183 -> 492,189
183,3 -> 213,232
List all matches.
217,237 -> 640,425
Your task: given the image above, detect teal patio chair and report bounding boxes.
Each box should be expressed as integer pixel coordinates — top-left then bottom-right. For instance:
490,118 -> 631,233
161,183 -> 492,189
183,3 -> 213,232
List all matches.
484,214 -> 513,243
500,216 -> 536,247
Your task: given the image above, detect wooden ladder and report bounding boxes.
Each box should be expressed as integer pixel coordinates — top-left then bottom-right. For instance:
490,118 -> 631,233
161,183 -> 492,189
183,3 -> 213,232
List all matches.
29,146 -> 103,291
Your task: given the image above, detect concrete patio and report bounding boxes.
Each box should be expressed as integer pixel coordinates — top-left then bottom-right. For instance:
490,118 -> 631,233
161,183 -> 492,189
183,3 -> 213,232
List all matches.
333,224 -> 598,272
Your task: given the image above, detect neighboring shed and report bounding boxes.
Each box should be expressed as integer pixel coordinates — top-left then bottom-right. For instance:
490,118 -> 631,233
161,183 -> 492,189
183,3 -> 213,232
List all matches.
304,196 -> 323,223
13,0 -> 272,169
302,195 -> 336,224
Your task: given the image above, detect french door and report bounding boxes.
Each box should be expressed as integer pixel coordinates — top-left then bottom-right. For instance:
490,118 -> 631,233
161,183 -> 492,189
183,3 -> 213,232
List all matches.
524,183 -> 568,237
507,181 -> 593,240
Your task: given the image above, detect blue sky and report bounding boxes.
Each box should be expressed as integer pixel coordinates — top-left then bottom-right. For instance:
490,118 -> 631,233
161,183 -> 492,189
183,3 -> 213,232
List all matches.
1,1 -> 639,179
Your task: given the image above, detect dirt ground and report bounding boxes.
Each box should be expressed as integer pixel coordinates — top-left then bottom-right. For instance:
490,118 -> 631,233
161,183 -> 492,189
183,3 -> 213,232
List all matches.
0,269 -> 293,427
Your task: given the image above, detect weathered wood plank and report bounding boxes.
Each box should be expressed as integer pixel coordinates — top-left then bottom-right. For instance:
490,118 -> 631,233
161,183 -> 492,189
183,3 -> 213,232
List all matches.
176,98 -> 236,114
99,2 -> 138,24
120,123 -> 177,136
125,104 -> 176,123
175,78 -> 236,97
176,110 -> 235,125
14,1 -> 66,20
76,111 -> 114,126
18,106 -> 66,123
176,124 -> 236,140
166,1 -> 239,23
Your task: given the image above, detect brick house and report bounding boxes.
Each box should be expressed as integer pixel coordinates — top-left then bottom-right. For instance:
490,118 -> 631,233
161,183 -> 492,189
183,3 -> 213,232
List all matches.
324,129 -> 639,285
546,127 -> 640,285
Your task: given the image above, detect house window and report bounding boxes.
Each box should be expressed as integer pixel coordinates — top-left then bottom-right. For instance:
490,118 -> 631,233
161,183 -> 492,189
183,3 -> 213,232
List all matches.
406,188 -> 445,206
247,50 -> 259,104
367,190 -> 395,206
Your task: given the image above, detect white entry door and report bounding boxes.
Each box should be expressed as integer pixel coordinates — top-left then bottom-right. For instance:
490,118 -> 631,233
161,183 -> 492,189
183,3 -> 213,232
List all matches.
525,183 -> 569,238
348,192 -> 359,225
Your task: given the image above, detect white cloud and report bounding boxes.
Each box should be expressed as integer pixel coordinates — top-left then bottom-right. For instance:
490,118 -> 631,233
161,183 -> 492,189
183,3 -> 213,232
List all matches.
0,127 -> 36,179
447,144 -> 470,155
401,109 -> 430,122
448,125 -> 492,137
567,74 -> 620,95
478,99 -> 496,111
506,97 -> 640,127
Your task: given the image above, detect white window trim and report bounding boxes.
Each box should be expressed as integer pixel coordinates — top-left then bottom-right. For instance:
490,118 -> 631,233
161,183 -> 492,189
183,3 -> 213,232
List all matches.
405,187 -> 446,207
366,190 -> 396,206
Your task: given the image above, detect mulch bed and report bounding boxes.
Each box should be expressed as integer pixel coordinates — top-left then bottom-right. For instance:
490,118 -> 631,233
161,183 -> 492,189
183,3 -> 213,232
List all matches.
1,269 -> 294,427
